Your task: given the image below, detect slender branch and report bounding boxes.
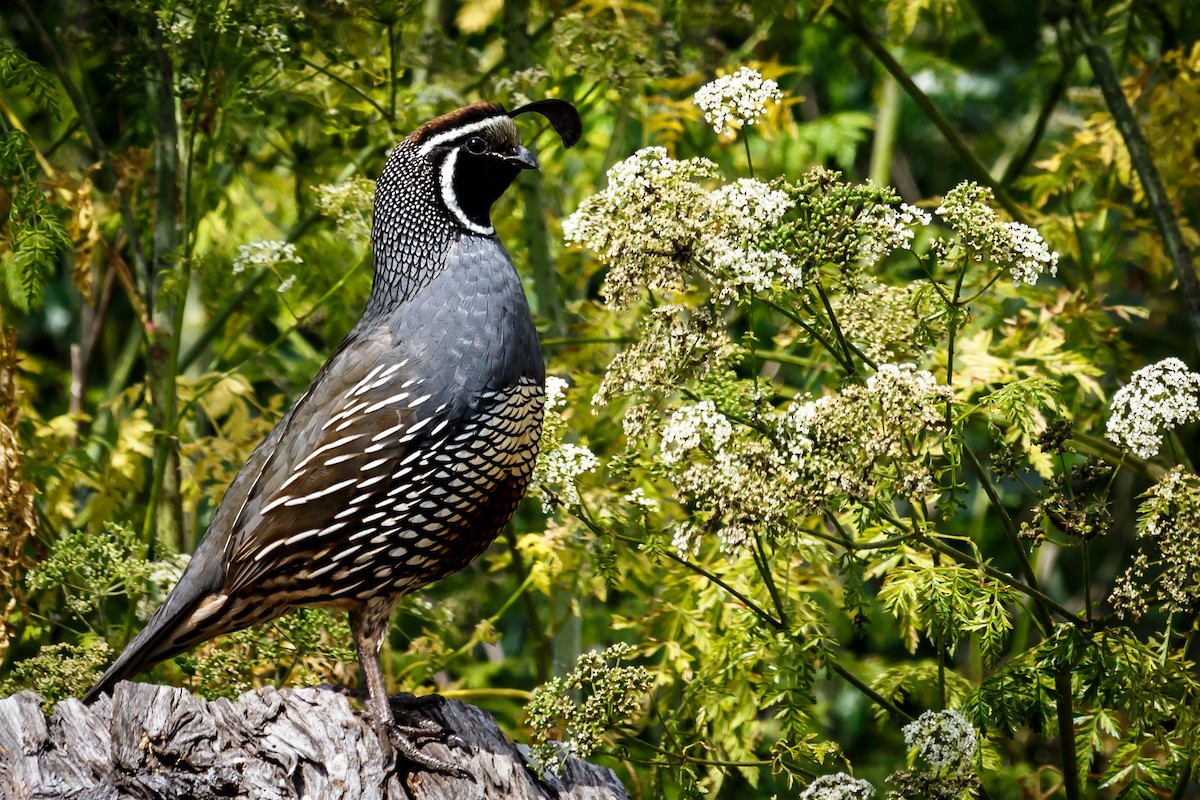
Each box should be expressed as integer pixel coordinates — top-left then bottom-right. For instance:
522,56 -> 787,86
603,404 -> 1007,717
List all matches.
663,549 -> 784,632
826,4 -> 1027,223
147,30 -> 185,552
752,530 -> 788,627
1071,8 -> 1200,354
502,526 -> 552,684
823,658 -> 913,722
758,295 -> 856,374
1000,58 -> 1072,187
868,73 -> 902,186
961,446 -> 1053,626
915,530 -> 1080,626
1069,432 -> 1164,481
296,57 -> 390,119
15,0 -> 149,279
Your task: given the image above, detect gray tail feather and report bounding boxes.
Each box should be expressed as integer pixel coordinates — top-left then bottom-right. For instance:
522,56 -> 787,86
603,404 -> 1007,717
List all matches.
83,595 -> 211,704
84,532 -> 234,704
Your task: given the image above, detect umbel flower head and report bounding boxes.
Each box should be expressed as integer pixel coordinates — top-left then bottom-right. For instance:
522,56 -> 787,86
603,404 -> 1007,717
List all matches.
935,182 -> 1059,285
693,66 -> 783,138
799,772 -> 875,800
562,147 -> 797,309
1106,357 -> 1200,460
902,709 -> 978,774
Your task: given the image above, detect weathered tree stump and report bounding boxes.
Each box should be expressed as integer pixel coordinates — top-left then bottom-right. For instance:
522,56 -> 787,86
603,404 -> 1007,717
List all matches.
0,684 -> 629,799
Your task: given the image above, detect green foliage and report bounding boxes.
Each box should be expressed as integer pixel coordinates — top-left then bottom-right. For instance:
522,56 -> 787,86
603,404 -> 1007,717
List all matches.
26,522 -> 155,622
0,131 -> 70,310
0,41 -> 60,118
0,641 -> 111,711
879,564 -> 1016,665
177,608 -> 355,700
2,1 -> 1200,798
525,643 -> 652,772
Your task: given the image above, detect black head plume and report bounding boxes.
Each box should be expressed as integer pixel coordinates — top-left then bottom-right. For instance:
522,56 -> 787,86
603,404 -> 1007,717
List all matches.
509,99 -> 583,149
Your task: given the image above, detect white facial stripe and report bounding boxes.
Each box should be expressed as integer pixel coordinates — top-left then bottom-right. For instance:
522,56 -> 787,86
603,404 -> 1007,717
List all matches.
417,115 -> 510,157
439,148 -> 494,236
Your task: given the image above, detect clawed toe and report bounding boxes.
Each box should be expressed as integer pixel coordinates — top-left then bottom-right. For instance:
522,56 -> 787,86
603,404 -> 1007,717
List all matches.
383,725 -> 475,781
369,693 -> 476,781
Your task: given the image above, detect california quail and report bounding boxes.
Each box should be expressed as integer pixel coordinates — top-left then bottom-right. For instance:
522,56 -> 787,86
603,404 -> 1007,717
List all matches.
85,99 -> 582,772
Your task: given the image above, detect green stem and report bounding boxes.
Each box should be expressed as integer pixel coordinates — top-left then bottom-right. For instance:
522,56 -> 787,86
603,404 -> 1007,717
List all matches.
945,265 -> 966,431
824,657 -> 913,722
503,526 -> 552,684
827,4 -> 1026,223
297,57 -> 389,119
741,134 -> 755,179
504,0 -> 562,336
144,30 -> 185,552
1072,8 -> 1200,356
752,530 -> 787,627
962,445 -> 1050,622
868,72 -> 901,186
179,270 -> 271,371
758,295 -> 856,374
915,531 -> 1078,627
1000,59 -> 1071,187
813,279 -> 872,372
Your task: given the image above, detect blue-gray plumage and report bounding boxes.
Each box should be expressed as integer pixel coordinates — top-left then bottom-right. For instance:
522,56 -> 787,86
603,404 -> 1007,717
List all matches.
85,100 -> 581,775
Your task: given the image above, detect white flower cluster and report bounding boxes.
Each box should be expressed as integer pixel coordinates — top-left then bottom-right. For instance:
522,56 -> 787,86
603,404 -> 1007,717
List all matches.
315,177 -> 376,245
233,240 -> 302,292
660,401 -> 733,464
563,148 -> 796,310
657,365 -> 950,555
670,522 -> 702,559
865,363 -> 950,442
857,202 -> 931,267
712,178 -> 794,227
564,147 -> 720,308
902,709 -> 978,773
996,220 -> 1059,286
534,377 -> 599,511
494,66 -> 550,109
242,22 -> 294,56
693,67 -> 783,137
623,487 -> 659,513
784,364 -> 950,463
593,304 -> 739,438
1110,466 -> 1200,618
233,240 -> 301,274
935,182 -> 1059,285
798,773 -> 875,800
1106,357 -> 1200,459
536,444 -> 599,510
709,179 -> 801,301
157,10 -> 195,44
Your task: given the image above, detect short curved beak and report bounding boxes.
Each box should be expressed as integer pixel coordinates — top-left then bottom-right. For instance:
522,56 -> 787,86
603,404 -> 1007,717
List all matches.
504,146 -> 539,171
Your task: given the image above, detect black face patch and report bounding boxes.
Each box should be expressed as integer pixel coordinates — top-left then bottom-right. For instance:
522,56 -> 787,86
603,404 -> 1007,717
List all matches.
425,118 -> 525,234
448,146 -> 525,231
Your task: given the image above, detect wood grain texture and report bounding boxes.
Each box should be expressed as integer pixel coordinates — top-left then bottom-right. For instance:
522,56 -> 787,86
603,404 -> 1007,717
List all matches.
0,684 -> 629,800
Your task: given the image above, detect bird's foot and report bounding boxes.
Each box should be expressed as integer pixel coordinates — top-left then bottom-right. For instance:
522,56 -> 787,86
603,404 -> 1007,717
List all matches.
381,693 -> 475,781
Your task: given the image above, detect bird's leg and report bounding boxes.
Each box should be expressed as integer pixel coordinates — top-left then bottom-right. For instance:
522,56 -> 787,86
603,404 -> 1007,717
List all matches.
349,601 -> 473,780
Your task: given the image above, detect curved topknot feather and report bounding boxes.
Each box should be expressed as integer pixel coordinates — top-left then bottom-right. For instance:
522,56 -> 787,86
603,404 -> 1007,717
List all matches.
509,99 -> 583,148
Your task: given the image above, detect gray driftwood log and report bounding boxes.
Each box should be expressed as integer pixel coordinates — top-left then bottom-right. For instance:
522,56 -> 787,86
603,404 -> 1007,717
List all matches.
0,683 -> 629,800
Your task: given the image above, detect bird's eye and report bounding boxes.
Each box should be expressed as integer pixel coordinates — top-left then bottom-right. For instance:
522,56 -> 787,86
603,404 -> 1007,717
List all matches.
464,136 -> 488,155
